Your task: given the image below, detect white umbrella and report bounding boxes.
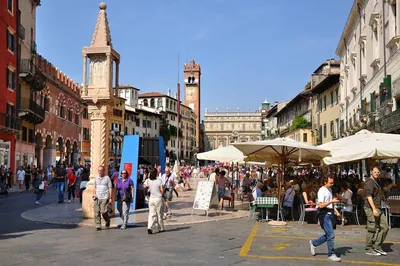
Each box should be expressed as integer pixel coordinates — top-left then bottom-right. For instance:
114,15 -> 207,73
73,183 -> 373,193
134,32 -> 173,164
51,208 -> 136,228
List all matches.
196,145 -> 245,163
319,129 -> 400,152
323,138 -> 400,165
233,137 -> 330,222
233,138 -> 330,164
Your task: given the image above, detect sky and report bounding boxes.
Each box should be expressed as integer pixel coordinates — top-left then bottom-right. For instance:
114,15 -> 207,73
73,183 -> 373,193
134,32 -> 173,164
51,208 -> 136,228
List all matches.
37,0 -> 353,117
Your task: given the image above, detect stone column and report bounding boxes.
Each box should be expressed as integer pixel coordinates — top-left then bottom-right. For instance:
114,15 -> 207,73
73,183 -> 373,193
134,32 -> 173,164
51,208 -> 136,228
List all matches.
72,152 -> 79,165
38,145 -> 44,169
82,55 -> 87,96
58,148 -> 64,165
82,105 -> 113,218
43,145 -> 57,168
115,60 -> 119,96
106,54 -> 112,94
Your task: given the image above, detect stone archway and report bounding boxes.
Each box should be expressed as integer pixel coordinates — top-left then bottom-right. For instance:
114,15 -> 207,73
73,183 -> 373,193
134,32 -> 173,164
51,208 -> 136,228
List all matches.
72,141 -> 79,166
35,133 -> 43,168
57,137 -> 64,165
43,135 -> 56,168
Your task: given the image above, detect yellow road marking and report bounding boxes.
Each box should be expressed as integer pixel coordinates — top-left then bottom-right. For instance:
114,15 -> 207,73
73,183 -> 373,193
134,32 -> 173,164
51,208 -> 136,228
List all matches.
253,234 -> 400,244
239,222 -> 259,256
270,227 -> 288,233
244,254 -> 400,266
268,243 -> 293,251
240,225 -> 400,265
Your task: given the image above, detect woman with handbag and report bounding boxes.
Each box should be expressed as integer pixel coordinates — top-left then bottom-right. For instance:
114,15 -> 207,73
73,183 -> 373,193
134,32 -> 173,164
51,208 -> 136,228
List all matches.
115,169 -> 134,230
34,170 -> 45,205
144,168 -> 165,234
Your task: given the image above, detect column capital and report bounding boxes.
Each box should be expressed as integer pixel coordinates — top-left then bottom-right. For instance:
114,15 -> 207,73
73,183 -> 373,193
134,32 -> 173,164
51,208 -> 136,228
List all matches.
88,104 -> 112,120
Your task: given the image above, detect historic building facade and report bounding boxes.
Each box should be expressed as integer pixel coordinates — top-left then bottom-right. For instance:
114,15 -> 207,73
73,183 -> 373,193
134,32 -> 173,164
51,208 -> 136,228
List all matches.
15,0 -> 46,173
203,108 -> 262,150
138,91 -> 196,163
310,59 -> 341,144
337,0 -> 400,135
0,0 -> 18,172
275,87 -> 313,144
34,55 -> 82,169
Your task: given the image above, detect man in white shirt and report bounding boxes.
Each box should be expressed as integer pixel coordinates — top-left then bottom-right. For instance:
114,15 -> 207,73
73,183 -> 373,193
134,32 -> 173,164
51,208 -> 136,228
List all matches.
161,167 -> 178,218
17,166 -> 25,192
252,182 -> 262,201
310,175 -> 342,262
338,183 -> 353,212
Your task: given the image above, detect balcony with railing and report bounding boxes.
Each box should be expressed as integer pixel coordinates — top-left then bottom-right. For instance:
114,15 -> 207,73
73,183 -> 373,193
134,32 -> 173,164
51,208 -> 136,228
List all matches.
19,24 -> 25,40
378,108 -> 400,133
0,113 -> 20,134
19,59 -> 45,91
19,98 -> 45,124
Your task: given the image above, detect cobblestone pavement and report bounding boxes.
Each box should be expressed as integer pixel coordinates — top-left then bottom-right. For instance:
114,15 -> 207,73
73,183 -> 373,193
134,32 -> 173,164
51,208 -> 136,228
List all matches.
239,221 -> 400,266
2,184 -> 400,266
20,179 -> 248,227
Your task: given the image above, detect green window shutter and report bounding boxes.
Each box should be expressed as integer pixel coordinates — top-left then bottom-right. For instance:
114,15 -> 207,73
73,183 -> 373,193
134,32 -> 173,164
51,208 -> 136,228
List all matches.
386,75 -> 392,100
380,83 -> 385,105
370,92 -> 376,112
361,98 -> 366,115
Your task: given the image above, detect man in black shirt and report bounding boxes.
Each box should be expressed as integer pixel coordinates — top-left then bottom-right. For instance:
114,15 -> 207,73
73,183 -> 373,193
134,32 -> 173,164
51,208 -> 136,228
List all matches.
364,165 -> 388,256
55,164 -> 67,203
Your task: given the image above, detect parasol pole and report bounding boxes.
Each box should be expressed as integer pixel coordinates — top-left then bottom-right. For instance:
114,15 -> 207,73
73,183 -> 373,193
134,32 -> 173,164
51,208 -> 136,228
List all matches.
277,158 -> 284,221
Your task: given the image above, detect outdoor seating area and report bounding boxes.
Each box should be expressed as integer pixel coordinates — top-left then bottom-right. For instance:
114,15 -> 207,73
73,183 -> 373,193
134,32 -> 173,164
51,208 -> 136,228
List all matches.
196,130 -> 400,227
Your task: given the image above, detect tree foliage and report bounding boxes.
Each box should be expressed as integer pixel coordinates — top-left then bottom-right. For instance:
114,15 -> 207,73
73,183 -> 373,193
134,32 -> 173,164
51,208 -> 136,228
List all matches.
290,116 -> 311,131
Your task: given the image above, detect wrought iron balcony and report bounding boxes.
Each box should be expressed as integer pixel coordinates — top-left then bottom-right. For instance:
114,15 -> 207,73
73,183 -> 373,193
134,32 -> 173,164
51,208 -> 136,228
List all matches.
378,109 -> 400,133
19,98 -> 45,125
19,24 -> 25,40
19,59 -> 46,91
0,113 -> 20,134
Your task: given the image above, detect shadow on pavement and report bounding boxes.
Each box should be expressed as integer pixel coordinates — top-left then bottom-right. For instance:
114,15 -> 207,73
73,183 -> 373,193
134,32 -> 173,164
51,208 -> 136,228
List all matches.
0,187 -> 79,238
165,226 -> 191,232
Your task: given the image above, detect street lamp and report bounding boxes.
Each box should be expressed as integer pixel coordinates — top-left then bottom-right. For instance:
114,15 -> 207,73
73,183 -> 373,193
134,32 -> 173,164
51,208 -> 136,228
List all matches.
110,127 -> 124,170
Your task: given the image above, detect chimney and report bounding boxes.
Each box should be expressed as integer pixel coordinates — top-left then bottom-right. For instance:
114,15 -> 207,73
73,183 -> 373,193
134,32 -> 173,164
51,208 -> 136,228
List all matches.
274,101 -> 279,105
174,92 -> 177,99
167,88 -> 171,96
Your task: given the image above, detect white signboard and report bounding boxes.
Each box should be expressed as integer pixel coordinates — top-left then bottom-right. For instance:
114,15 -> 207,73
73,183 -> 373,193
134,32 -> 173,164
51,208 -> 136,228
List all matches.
192,181 -> 219,213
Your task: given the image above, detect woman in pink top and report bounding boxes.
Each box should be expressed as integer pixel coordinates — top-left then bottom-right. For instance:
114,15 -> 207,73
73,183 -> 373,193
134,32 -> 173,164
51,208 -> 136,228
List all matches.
216,170 -> 230,210
183,168 -> 192,191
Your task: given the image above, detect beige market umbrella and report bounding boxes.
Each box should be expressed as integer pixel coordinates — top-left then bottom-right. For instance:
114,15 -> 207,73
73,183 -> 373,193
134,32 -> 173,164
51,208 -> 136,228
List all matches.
323,138 -> 400,165
233,137 -> 330,223
319,129 -> 400,153
196,145 -> 245,163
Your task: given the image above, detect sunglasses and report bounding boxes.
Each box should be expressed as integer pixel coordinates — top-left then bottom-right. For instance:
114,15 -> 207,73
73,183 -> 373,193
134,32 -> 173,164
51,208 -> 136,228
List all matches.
121,172 -> 127,175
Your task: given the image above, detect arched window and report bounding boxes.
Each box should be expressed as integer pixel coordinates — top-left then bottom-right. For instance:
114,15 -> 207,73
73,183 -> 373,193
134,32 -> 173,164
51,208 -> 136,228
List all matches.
166,99 -> 169,109
157,98 -> 162,107
143,99 -> 148,107
150,99 -> 155,108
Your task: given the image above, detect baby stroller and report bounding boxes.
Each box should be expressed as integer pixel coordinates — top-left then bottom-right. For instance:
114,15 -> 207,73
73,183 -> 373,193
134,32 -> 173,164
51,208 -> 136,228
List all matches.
0,180 -> 8,197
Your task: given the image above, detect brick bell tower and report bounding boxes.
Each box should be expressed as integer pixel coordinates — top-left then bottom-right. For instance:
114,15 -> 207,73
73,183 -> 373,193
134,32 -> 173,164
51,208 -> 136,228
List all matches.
183,60 -> 201,151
